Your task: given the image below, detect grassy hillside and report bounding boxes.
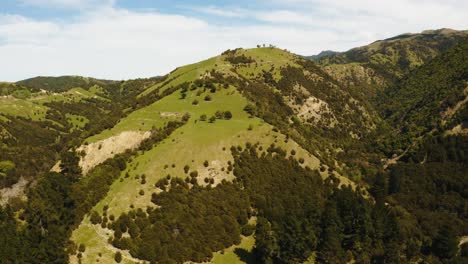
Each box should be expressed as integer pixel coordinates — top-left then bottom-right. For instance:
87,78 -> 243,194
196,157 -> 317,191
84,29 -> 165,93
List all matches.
68,47 -> 370,264
313,29 -> 468,100
16,76 -> 114,93
70,60 -> 335,264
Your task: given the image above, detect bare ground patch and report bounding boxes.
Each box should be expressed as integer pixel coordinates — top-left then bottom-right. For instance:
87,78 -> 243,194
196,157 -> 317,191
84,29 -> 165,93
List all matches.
0,177 -> 28,205
287,96 -> 337,126
77,131 -> 151,175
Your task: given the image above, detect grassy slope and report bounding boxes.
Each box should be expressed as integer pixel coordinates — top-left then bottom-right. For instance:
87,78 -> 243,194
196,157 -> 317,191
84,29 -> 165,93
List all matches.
211,235 -> 255,264
71,49 -> 326,264
0,87 -> 105,122
72,86 -> 322,263
315,30 -> 468,99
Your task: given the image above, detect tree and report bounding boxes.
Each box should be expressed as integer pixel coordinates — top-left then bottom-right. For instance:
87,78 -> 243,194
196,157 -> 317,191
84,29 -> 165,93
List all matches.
254,217 -> 279,264
317,201 -> 344,263
244,104 -> 256,116
432,224 -> 458,259
215,111 -> 223,119
60,151 -> 81,178
90,211 -> 102,224
182,113 -> 191,122
78,244 -> 86,253
224,111 -> 232,120
115,251 -> 122,263
192,99 -> 199,105
204,95 -> 212,101
200,114 -> 207,121
209,116 -> 216,123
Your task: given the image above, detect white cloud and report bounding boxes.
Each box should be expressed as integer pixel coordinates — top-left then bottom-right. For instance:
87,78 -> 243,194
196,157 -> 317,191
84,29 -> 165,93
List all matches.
192,6 -> 247,18
0,7 -> 345,81
1,1 -> 467,81
20,0 -> 115,9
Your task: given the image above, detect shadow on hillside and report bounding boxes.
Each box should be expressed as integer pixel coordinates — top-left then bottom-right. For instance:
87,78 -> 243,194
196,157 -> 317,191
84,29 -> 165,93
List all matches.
234,248 -> 257,264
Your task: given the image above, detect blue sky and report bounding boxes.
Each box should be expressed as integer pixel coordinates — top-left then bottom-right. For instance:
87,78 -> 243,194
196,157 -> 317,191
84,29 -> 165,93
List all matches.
1,0 -> 467,81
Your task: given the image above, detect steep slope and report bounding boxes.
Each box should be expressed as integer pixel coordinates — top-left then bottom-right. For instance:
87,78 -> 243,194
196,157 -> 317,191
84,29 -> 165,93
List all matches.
0,76 -> 164,190
313,28 -> 468,100
380,36 -> 468,151
70,48 -> 364,264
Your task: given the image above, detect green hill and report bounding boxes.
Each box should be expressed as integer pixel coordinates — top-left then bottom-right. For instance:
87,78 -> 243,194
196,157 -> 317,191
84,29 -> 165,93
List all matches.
313,28 -> 468,100
0,30 -> 467,264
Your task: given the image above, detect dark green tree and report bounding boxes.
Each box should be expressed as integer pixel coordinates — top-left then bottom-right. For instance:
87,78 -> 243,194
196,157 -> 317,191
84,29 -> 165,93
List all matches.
432,224 -> 458,259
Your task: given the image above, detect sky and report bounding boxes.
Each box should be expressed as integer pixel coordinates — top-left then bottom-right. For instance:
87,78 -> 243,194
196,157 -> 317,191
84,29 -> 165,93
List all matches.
0,0 -> 467,82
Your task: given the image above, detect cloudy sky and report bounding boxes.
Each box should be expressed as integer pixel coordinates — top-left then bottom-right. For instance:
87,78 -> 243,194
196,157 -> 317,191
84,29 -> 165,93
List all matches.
1,0 -> 467,81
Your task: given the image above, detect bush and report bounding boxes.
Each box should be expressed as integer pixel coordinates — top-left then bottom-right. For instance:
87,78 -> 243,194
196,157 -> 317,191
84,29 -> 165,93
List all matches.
241,224 -> 256,236
200,114 -> 207,121
204,95 -> 212,101
215,111 -> 223,119
78,244 -> 86,253
192,99 -> 199,105
224,111 -> 232,120
115,251 -> 122,263
182,113 -> 191,122
90,211 -> 102,224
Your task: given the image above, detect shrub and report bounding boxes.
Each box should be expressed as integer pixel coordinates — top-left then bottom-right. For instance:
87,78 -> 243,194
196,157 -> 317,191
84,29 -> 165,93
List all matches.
182,113 -> 191,121
192,99 -> 199,105
90,211 -> 102,225
241,224 -> 256,236
78,244 -> 86,253
215,111 -> 223,119
114,252 -> 122,263
224,111 -> 233,120
244,104 -> 256,116
204,95 -> 212,101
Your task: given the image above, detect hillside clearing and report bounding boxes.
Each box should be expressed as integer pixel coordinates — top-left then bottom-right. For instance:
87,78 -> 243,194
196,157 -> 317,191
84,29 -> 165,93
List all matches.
77,131 -> 152,175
